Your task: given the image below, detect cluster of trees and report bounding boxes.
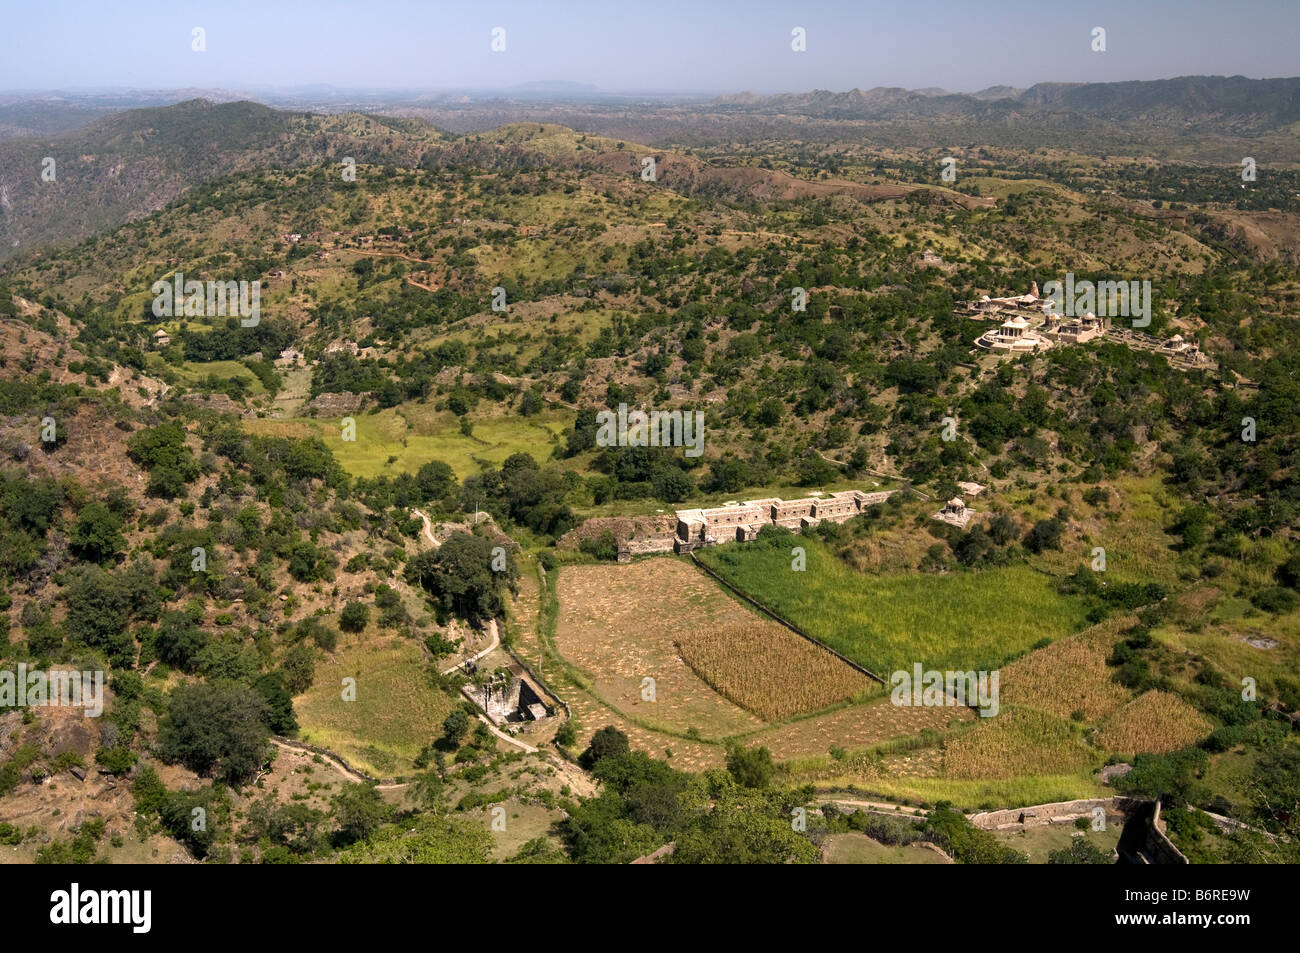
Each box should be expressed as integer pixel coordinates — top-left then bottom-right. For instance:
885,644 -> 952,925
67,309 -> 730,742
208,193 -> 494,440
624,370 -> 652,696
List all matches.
1113,745 -> 1299,863
1058,569 -> 1168,620
561,727 -> 817,864
309,353 -> 395,403
587,444 -> 697,505
0,470 -> 66,579
127,422 -> 201,498
356,460 -> 457,515
922,510 -> 1024,571
178,319 -> 293,363
404,532 -> 518,625
820,802 -> 1030,864
461,453 -> 578,539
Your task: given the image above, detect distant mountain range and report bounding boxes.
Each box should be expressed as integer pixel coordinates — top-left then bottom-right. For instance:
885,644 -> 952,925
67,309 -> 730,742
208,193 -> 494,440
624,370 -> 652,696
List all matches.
1,75 -> 1296,264
5,75 -> 1294,133
711,76 -> 1300,132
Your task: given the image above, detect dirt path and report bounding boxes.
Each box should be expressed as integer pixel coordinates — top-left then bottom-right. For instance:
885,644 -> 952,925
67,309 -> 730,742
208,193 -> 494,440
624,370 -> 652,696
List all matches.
441,619 -> 500,675
269,738 -> 407,790
411,508 -> 440,547
548,753 -> 599,799
824,797 -> 931,817
475,713 -> 537,754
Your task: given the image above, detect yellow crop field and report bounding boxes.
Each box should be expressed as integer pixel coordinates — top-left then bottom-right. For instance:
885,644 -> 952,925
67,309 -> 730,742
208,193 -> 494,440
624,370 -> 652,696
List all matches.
1000,616 -> 1134,721
943,708 -> 1096,780
675,621 -> 874,721
1093,690 -> 1213,755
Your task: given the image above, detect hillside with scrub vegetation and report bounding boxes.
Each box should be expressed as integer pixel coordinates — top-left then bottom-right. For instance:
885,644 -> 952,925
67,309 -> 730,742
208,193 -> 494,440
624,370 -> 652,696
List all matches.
0,92 -> 1296,865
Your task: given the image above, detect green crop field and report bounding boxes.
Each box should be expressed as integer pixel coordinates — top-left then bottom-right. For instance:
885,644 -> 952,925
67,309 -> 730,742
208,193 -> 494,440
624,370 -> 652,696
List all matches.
145,354 -> 265,393
697,537 -> 1094,674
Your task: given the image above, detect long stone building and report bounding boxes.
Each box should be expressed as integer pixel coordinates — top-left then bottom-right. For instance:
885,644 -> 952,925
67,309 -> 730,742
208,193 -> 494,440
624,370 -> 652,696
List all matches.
672,489 -> 896,554
568,488 -> 902,561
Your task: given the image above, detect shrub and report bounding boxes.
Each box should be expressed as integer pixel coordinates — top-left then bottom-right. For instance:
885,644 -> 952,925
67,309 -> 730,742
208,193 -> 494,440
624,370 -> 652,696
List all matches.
339,601 -> 370,632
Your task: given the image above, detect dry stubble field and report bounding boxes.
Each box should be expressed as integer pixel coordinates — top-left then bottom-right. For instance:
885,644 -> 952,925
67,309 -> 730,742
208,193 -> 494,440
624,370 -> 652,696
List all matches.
554,560 -> 768,741
553,559 -> 988,770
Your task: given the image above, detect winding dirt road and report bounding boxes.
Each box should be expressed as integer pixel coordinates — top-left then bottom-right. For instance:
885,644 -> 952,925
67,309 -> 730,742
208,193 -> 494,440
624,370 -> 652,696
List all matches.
411,508 -> 440,547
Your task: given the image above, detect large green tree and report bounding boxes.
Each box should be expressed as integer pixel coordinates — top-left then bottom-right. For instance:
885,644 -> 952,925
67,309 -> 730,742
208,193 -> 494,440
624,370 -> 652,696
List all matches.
61,565 -> 130,655
127,422 -> 200,498
668,787 -> 820,865
157,681 -> 270,784
404,532 -> 517,624
331,782 -> 394,845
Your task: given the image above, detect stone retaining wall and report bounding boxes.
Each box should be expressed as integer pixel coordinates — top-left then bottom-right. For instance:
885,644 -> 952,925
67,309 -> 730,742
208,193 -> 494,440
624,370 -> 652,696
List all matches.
968,796 -> 1142,831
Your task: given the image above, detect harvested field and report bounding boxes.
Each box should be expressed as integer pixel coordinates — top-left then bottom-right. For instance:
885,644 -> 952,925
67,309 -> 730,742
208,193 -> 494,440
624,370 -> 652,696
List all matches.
943,708 -> 1096,780
750,695 -> 969,763
553,561 -> 768,740
564,689 -> 723,772
1093,690 -> 1213,755
787,736 -> 949,785
674,620 -> 873,721
506,563 -> 542,658
1000,616 -> 1134,721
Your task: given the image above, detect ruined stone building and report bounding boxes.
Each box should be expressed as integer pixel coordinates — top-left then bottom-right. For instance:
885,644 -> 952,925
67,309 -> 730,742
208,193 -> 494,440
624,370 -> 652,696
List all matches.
674,489 -> 896,553
466,663 -> 551,725
576,487 -> 901,561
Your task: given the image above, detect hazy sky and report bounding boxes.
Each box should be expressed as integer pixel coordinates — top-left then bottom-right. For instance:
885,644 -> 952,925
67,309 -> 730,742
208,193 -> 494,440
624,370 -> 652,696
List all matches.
4,0 -> 1297,94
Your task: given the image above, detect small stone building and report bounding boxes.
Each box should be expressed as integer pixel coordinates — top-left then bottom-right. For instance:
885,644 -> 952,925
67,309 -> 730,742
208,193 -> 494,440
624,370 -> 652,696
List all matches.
467,664 -> 552,725
932,496 -> 978,529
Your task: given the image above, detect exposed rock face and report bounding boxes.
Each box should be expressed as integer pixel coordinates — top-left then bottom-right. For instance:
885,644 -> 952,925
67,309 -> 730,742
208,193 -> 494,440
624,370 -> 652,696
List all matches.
180,392 -> 243,414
